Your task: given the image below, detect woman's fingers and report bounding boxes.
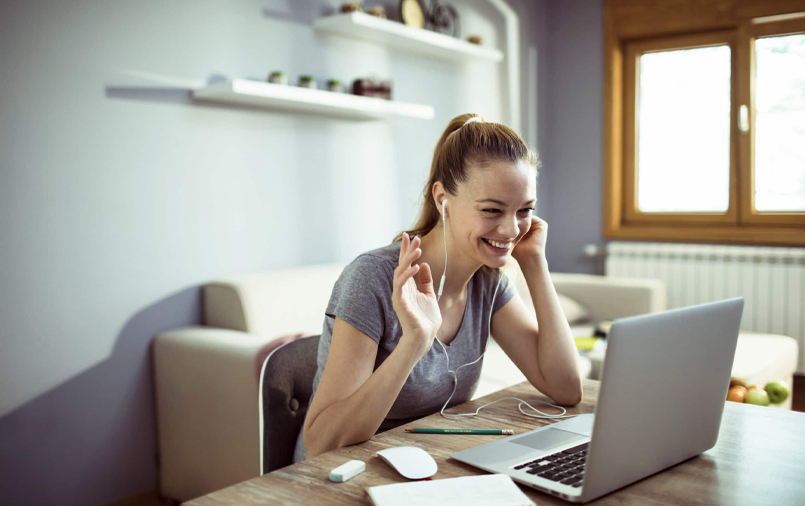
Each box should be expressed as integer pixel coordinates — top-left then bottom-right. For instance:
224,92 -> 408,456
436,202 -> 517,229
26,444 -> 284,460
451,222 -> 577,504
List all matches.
394,264 -> 420,294
406,245 -> 421,268
398,235 -> 422,270
403,264 -> 420,283
395,234 -> 409,287
399,233 -> 420,263
394,233 -> 423,295
418,262 -> 435,295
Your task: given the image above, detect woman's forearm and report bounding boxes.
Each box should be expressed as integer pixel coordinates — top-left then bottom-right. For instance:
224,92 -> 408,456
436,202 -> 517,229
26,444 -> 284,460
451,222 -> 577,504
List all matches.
304,339 -> 425,459
520,255 -> 583,405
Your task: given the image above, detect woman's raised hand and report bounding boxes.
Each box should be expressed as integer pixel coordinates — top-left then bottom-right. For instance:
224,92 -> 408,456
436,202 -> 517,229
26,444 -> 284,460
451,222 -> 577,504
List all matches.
392,232 -> 442,358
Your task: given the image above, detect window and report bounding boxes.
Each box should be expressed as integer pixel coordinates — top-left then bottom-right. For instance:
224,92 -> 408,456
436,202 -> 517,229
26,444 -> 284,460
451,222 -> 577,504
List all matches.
637,45 -> 732,213
754,32 -> 805,213
604,0 -> 805,245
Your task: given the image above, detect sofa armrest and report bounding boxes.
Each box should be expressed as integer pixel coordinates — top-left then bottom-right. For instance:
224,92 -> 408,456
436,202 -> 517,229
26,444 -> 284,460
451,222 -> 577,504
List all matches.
550,273 -> 667,322
154,327 -> 268,502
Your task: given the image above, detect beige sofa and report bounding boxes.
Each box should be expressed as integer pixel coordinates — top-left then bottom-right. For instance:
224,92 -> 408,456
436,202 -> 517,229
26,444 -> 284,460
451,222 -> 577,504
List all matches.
153,262 -> 670,502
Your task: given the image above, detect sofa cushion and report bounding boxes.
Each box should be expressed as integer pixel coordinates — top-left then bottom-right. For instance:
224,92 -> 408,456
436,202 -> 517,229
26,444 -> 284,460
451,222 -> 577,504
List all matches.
557,293 -> 590,325
504,260 -> 591,324
730,333 -> 799,387
204,263 -> 345,337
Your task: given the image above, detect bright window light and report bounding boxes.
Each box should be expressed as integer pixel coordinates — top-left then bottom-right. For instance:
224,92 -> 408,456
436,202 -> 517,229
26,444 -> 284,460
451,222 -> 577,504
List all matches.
637,45 -> 732,212
754,33 -> 805,212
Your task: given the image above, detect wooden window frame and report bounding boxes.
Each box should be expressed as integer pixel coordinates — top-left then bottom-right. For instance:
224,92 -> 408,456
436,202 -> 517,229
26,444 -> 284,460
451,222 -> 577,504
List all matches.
738,16 -> 805,228
604,1 -> 805,246
623,30 -> 739,226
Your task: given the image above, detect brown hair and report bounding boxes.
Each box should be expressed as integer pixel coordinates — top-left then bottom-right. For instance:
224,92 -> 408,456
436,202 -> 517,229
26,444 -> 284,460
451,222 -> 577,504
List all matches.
394,113 -> 539,243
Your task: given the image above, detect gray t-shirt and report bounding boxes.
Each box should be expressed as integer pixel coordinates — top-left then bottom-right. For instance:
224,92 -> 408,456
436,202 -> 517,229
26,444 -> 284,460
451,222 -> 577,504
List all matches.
293,242 -> 517,462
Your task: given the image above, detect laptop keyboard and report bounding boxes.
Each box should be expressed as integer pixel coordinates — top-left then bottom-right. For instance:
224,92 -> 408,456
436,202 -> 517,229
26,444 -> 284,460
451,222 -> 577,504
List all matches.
512,442 -> 588,488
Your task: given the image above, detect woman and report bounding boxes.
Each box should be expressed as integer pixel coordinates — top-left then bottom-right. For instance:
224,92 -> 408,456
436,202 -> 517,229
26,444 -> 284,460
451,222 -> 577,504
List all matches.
295,113 -> 582,462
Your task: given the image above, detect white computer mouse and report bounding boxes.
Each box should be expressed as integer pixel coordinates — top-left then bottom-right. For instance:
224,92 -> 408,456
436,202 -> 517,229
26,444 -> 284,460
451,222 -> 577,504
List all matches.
377,446 -> 438,480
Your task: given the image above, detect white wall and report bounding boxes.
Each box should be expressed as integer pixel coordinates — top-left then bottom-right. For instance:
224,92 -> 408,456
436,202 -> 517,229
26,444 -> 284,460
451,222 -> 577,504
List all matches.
0,1 -> 540,504
0,0 -> 520,418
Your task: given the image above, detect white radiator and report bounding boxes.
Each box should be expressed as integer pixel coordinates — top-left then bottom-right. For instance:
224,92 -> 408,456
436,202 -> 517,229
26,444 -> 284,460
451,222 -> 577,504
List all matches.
606,242 -> 805,373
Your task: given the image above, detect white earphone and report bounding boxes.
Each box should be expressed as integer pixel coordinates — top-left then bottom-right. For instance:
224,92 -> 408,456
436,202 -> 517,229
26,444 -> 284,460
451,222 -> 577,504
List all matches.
437,199 -> 447,300
433,197 -> 574,421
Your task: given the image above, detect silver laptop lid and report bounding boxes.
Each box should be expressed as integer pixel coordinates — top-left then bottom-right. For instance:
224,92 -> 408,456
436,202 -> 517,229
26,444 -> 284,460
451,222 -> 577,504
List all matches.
580,298 -> 744,503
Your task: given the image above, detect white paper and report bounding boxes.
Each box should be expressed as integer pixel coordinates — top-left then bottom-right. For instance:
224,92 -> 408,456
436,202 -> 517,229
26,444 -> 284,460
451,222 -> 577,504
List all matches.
367,474 -> 536,506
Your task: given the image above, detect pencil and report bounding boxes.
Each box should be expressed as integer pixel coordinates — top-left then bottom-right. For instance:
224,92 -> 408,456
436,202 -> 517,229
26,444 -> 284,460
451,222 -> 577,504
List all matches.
405,428 -> 514,435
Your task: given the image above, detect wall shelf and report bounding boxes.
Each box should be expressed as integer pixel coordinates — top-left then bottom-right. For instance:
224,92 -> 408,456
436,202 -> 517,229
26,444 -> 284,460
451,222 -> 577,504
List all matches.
313,12 -> 503,63
192,79 -> 435,120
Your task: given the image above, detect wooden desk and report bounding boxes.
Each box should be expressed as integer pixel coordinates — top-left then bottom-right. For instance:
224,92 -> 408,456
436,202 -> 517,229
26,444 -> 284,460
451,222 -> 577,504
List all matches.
185,379 -> 805,505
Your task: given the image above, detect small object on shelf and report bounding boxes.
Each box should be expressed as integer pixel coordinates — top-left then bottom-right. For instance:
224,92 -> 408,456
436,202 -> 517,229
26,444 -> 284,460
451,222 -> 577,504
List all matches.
352,78 -> 392,100
298,75 -> 317,89
367,6 -> 387,18
327,79 -> 343,92
399,0 -> 425,29
312,10 -> 503,62
192,79 -> 434,120
467,35 -> 482,45
267,71 -> 287,85
405,0 -> 459,37
378,80 -> 391,100
340,2 -> 362,13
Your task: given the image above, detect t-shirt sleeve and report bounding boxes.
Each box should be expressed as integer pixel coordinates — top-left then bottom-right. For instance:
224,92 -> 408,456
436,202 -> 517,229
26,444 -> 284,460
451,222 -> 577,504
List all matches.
491,269 -> 518,314
325,254 -> 394,345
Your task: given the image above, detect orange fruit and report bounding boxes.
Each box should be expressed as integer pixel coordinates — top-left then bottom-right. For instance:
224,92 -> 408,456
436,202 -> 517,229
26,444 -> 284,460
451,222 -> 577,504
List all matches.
727,386 -> 747,403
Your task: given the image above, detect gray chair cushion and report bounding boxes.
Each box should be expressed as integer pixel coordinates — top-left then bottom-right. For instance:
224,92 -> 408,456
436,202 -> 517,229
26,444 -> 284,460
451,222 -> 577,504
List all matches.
260,334 -> 320,473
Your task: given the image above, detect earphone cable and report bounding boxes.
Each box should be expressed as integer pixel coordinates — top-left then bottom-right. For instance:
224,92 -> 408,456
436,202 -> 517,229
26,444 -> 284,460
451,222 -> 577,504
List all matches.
437,201 -> 448,301
436,268 -> 575,420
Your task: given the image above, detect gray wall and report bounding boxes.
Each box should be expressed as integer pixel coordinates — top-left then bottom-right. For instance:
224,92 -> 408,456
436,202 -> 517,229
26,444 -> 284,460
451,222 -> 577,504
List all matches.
0,0 -> 542,504
539,0 -> 605,274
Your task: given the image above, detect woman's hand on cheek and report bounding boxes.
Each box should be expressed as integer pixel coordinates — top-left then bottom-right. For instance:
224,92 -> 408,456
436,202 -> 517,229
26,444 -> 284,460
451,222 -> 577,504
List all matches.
512,216 -> 547,263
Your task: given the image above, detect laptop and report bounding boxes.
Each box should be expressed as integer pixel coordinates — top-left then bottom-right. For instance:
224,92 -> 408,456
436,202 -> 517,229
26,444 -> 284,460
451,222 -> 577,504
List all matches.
452,298 -> 744,503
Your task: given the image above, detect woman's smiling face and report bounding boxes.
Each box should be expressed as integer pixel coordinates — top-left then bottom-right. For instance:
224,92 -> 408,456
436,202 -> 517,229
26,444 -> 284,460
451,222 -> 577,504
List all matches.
440,158 -> 537,269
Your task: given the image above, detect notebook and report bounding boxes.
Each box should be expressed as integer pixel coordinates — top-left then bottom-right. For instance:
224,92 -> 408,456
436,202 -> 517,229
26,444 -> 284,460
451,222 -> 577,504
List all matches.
366,474 -> 536,506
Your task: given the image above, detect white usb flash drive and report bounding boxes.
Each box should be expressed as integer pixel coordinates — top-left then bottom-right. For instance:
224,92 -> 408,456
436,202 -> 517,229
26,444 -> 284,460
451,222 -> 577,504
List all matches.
329,460 -> 366,482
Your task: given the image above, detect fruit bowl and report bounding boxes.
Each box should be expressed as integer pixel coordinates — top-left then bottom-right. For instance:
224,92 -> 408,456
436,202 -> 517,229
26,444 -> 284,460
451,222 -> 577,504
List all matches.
726,377 -> 789,407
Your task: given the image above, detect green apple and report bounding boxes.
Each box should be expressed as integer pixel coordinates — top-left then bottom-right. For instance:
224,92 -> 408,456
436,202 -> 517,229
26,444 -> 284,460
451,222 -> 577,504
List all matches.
745,389 -> 770,406
764,381 -> 790,404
